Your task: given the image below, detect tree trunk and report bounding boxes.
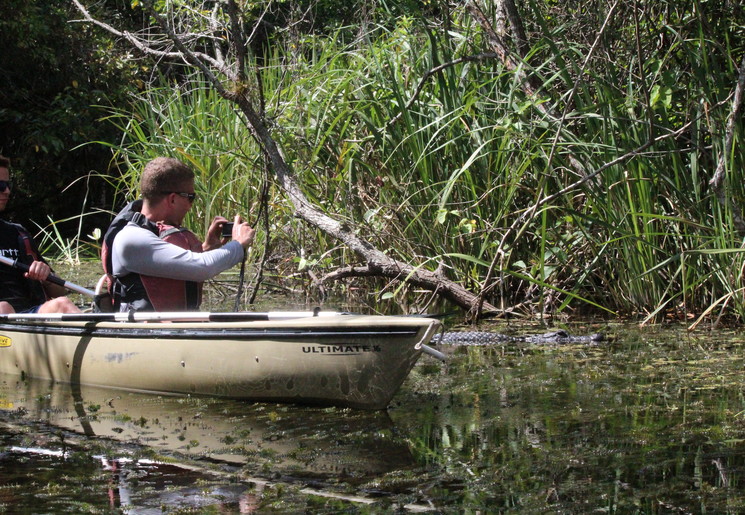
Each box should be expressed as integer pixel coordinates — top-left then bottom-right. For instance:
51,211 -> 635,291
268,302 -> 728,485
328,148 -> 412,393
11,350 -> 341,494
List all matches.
708,53 -> 745,236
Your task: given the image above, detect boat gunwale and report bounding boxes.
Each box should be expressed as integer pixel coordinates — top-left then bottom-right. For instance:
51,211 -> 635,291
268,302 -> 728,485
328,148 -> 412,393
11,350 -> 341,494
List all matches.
0,321 -> 426,340
0,314 -> 440,340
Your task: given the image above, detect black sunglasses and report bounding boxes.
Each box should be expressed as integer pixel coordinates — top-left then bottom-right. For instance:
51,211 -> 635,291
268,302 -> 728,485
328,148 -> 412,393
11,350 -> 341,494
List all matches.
161,191 -> 196,202
0,180 -> 12,193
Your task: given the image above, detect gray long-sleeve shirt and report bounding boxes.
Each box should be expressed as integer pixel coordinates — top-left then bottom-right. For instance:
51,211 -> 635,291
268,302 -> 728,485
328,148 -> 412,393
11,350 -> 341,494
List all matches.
112,222 -> 245,281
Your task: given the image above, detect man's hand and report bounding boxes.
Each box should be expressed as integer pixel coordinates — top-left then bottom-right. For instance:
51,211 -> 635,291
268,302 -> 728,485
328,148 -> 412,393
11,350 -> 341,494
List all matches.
232,215 -> 255,249
203,216 -> 230,251
25,260 -> 51,282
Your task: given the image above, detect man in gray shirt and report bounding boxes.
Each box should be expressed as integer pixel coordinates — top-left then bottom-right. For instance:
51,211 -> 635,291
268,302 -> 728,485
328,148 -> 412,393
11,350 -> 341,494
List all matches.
104,157 -> 255,312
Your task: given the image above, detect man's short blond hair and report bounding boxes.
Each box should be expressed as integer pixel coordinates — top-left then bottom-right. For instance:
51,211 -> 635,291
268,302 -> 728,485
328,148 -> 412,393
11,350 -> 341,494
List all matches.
140,157 -> 194,201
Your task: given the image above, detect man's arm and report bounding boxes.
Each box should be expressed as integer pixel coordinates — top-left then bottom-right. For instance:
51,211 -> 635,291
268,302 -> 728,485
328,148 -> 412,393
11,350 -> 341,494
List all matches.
114,224 -> 245,282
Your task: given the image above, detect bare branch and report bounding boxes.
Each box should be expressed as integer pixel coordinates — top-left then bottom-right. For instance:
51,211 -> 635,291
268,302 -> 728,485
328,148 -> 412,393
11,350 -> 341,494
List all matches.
71,0 -> 234,79
501,0 -> 528,57
466,0 -> 588,176
465,1 -> 544,108
388,52 -> 498,127
544,0 -> 619,174
709,52 -> 745,235
321,264 -> 498,315
225,0 -> 247,83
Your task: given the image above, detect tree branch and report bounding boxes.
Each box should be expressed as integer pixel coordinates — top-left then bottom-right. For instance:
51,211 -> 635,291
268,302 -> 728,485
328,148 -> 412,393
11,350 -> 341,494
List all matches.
72,0 -> 497,316
321,264 -> 498,314
71,0 -> 233,79
466,0 -> 589,177
388,52 -> 498,127
708,52 -> 745,235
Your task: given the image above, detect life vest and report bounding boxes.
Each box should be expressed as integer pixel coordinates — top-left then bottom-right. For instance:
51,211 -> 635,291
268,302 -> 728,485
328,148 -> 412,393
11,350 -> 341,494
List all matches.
99,200 -> 203,312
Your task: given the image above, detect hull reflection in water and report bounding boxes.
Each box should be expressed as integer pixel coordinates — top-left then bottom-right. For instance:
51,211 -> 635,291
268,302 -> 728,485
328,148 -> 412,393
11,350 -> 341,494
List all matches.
0,372 -> 416,480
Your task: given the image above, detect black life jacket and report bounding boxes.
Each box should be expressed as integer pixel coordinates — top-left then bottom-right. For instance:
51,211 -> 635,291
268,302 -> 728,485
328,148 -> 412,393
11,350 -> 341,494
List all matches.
0,221 -> 48,310
98,200 -> 203,312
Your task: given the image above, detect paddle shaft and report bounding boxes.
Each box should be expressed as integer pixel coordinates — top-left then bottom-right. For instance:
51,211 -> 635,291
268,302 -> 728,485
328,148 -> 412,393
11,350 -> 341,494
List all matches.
0,310 -> 347,323
421,344 -> 446,361
0,255 -> 96,297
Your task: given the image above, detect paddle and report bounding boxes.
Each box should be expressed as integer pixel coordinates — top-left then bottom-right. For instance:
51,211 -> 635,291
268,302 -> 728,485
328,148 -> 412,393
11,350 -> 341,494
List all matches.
0,255 -> 96,297
0,310 -> 344,323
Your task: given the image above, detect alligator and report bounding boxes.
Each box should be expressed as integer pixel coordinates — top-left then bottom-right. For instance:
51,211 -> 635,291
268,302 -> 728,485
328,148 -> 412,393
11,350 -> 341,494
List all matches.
435,329 -> 605,346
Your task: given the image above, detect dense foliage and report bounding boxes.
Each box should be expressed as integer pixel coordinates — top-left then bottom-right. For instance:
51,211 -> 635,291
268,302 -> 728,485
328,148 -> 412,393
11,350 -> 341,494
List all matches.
0,0 -> 148,244
6,0 -> 745,320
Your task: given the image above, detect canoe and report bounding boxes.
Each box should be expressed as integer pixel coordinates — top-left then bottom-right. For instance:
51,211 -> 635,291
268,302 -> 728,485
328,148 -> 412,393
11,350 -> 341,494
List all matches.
0,311 -> 442,409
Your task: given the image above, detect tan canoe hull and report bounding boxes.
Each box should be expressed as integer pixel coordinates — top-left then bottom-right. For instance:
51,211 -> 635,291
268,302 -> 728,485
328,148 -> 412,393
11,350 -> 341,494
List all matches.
0,314 -> 441,409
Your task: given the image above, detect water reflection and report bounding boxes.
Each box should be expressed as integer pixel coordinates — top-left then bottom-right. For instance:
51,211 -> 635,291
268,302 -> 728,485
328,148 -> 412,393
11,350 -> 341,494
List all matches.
0,372 -> 415,481
0,444 -> 263,513
0,372 -> 422,512
389,334 -> 745,513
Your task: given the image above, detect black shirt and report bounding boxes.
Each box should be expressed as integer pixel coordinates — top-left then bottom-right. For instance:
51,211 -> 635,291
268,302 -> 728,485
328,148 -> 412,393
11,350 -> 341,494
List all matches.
0,220 -> 47,311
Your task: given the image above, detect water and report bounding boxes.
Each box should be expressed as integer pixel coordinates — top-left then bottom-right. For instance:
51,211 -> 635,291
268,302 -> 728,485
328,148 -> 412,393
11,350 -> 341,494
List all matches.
0,375 -> 419,513
390,324 -> 745,513
3,322 -> 745,512
4,264 -> 745,512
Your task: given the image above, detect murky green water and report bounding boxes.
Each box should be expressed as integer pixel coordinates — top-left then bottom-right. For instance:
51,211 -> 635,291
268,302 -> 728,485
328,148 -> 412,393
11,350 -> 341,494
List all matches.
392,324 -> 745,513
3,263 -> 745,512
3,322 -> 745,513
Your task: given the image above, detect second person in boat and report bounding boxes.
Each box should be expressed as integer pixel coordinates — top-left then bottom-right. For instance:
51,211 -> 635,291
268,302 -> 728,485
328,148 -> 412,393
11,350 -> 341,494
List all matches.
0,155 -> 82,315
101,157 -> 255,312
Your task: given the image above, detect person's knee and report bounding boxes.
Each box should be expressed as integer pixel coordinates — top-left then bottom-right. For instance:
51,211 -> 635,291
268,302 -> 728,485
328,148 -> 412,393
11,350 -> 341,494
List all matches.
39,297 -> 81,314
0,301 -> 15,314
55,297 -> 82,314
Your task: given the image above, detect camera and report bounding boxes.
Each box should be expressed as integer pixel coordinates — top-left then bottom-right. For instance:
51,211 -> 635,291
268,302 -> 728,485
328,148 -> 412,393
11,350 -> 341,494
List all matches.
221,222 -> 234,238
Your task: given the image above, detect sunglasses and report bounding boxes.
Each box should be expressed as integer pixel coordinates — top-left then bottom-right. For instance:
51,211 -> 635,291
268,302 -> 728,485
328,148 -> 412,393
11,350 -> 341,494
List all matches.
162,191 -> 196,202
0,180 -> 12,193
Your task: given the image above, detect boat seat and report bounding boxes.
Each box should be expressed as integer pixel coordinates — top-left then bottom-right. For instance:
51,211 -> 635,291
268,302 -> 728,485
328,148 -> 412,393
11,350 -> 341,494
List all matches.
93,274 -> 115,313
